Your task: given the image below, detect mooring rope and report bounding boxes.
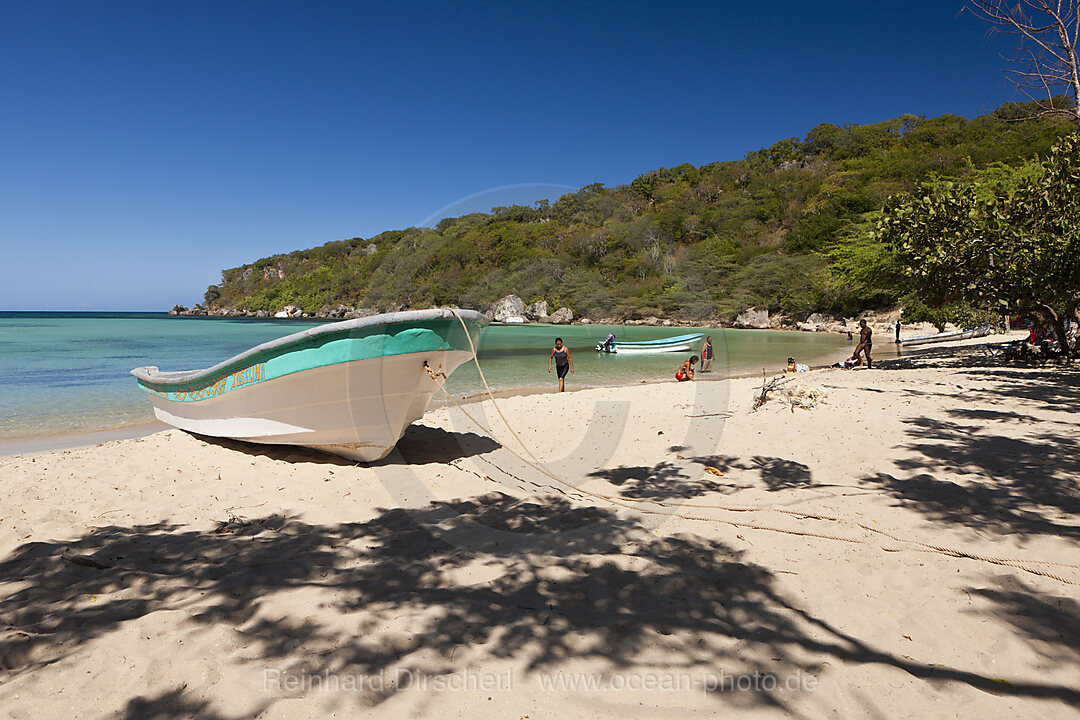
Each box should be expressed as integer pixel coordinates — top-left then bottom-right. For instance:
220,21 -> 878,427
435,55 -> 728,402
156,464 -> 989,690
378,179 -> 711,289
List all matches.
426,307 -> 1079,586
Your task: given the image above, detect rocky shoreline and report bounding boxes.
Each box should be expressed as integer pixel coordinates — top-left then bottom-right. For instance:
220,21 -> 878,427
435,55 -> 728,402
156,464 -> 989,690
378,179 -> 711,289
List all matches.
169,295 -> 940,337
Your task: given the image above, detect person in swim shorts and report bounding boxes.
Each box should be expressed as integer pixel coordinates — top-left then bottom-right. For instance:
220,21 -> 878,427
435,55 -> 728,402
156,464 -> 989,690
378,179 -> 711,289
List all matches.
548,337 -> 574,391
700,336 -> 714,372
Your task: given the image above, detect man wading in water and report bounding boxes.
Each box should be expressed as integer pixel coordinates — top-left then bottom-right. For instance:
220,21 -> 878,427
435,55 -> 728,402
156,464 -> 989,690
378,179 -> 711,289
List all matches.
700,336 -> 714,372
548,337 -> 574,392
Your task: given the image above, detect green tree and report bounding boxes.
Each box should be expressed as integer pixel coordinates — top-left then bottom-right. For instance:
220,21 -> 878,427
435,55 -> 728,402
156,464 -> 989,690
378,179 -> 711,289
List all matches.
878,133 -> 1080,352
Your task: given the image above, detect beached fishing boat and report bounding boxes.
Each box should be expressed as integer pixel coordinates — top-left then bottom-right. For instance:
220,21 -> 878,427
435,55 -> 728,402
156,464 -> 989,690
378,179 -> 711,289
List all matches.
900,324 -> 991,347
131,308 -> 487,461
595,332 -> 704,354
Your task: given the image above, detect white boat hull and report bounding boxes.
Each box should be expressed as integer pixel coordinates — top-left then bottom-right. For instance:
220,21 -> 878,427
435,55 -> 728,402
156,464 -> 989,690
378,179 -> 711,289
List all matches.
595,332 -> 703,354
144,349 -> 472,461
901,325 -> 990,347
596,343 -> 695,354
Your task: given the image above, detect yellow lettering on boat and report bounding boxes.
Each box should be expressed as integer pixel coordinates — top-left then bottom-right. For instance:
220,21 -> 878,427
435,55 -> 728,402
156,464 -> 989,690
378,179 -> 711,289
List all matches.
156,362 -> 267,402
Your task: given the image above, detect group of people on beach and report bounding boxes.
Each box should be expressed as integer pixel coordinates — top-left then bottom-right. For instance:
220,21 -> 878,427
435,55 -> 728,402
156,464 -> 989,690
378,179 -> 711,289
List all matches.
672,335 -> 714,382
843,319 -> 873,369
549,335 -> 716,390
550,320 -> 882,392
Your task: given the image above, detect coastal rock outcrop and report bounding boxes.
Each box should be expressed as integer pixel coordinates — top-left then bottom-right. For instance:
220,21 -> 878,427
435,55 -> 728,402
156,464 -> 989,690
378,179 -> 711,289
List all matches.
768,313 -> 793,329
315,304 -> 357,319
525,300 -> 548,321
548,307 -> 574,324
796,312 -> 843,332
275,305 -> 303,318
169,305 -> 187,316
734,307 -> 769,329
490,295 -> 527,323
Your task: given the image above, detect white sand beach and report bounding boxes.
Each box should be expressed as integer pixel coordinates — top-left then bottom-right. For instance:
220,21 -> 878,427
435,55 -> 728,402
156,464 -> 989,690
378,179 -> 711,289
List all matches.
1,340 -> 1078,719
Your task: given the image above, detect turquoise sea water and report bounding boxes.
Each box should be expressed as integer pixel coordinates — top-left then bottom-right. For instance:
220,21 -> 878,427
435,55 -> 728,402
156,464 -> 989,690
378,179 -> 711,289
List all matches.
0,312 -> 852,442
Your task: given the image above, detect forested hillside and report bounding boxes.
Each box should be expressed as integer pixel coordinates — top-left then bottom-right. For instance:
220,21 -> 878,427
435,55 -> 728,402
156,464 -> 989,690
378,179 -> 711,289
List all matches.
203,105 -> 1071,321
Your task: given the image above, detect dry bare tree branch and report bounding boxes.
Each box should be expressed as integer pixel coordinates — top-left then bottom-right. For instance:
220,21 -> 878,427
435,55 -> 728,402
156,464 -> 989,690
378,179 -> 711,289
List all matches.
967,0 -> 1080,126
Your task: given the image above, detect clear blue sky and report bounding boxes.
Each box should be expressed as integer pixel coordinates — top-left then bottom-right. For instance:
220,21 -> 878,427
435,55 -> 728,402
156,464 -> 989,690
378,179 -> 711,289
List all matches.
0,1 -> 1025,310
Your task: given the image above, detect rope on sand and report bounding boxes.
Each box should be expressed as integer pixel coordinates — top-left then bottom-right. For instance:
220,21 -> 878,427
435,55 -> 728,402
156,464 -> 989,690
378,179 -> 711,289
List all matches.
427,308 -> 1079,586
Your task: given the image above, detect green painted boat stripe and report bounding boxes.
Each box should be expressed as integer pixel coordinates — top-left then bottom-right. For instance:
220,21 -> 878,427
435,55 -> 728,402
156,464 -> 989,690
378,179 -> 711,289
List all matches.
138,318 -> 476,403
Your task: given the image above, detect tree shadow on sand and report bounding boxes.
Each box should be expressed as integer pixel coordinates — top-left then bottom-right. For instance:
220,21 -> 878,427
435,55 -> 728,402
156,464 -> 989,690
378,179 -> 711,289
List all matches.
690,455 -> 820,492
586,461 -> 730,500
854,349 -> 1080,539
585,454 -> 822,501
955,367 -> 1080,416
861,414 -> 1080,539
2,495 -> 1078,718
969,576 -> 1080,666
878,343 -> 1053,372
879,349 -> 1080,415
113,688 -> 263,720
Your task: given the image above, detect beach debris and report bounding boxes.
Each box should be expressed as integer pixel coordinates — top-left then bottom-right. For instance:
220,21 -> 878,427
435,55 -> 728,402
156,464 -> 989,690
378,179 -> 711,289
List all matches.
61,551 -> 114,570
752,370 -> 826,412
781,386 -> 828,412
752,371 -> 796,410
214,512 -> 252,534
704,467 -> 725,477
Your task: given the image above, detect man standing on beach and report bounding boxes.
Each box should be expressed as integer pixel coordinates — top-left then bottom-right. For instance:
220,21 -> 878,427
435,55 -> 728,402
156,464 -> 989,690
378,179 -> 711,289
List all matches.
895,320 -> 901,343
700,336 -> 714,372
853,319 -> 873,368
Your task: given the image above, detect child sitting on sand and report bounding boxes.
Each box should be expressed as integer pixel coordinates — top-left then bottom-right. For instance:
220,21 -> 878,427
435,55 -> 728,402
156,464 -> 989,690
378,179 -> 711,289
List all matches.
675,355 -> 698,382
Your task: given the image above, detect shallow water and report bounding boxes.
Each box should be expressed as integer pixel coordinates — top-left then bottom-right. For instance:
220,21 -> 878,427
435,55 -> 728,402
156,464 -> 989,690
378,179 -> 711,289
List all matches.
0,313 -> 853,441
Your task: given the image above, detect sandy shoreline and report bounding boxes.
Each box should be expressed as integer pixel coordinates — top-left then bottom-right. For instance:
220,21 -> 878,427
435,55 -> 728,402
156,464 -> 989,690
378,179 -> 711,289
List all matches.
1,336 -> 1077,718
0,330 -> 912,457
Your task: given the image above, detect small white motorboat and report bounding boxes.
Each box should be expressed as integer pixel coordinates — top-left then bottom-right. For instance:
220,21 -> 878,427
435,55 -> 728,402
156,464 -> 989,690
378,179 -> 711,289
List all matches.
901,324 -> 991,347
595,332 -> 704,354
132,308 -> 488,461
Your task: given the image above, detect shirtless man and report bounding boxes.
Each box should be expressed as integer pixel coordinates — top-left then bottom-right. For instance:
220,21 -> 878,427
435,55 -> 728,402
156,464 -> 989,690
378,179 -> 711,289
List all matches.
852,319 -> 872,368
